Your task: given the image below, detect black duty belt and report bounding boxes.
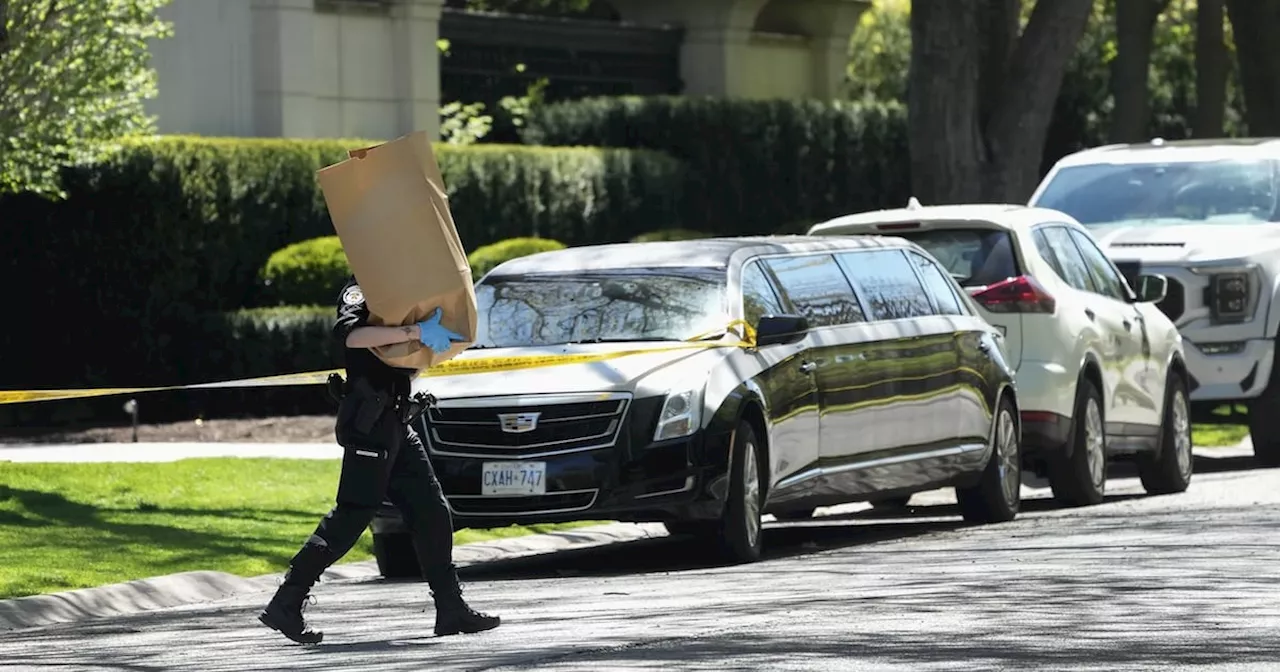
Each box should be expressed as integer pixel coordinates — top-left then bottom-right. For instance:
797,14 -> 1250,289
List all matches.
327,373 -> 436,425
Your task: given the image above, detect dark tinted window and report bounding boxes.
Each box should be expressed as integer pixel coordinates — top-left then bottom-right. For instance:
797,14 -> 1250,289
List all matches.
837,249 -> 933,320
891,229 -> 1019,288
764,254 -> 865,327
741,260 -> 786,326
1039,227 -> 1096,292
1069,229 -> 1130,301
908,251 -> 965,315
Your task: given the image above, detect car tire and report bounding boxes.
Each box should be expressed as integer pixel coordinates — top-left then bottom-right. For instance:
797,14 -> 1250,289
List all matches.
957,396 -> 1021,524
1137,372 -> 1194,495
1247,371 -> 1280,467
1049,379 -> 1107,507
372,532 -> 422,579
714,421 -> 766,564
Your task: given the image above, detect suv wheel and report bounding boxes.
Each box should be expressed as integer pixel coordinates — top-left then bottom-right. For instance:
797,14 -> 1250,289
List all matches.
957,396 -> 1020,523
1049,379 -> 1107,507
1247,366 -> 1280,467
1137,372 -> 1194,494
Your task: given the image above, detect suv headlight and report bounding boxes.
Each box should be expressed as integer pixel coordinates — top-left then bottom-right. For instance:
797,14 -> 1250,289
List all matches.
1192,263 -> 1260,324
653,388 -> 703,441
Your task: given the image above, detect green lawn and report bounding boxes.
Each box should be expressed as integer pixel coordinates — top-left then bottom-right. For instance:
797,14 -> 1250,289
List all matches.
1192,423 -> 1250,448
0,459 -> 600,600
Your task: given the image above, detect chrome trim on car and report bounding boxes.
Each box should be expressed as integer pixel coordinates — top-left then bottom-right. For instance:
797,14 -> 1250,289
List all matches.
773,442 -> 987,492
634,476 -> 696,500
423,392 -> 632,459
446,489 -> 600,517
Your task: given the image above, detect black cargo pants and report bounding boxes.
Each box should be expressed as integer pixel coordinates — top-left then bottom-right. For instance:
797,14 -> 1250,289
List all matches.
284,381 -> 454,588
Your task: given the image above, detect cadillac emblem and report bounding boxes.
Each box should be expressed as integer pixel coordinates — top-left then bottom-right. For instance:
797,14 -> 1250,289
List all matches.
498,412 -> 541,434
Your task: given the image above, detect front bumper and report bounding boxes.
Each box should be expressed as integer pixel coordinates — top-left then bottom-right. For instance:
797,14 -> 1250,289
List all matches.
371,394 -> 735,532
1182,338 -> 1276,402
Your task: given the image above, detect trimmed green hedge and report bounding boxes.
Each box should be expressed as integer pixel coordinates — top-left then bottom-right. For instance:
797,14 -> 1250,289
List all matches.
522,96 -> 911,237
260,236 -> 351,307
0,306 -> 341,427
0,136 -> 686,390
468,237 -> 567,281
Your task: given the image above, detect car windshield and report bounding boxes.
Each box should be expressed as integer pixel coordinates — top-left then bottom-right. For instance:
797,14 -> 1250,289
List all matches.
472,268 -> 730,348
882,229 -> 1019,287
1034,159 -> 1280,227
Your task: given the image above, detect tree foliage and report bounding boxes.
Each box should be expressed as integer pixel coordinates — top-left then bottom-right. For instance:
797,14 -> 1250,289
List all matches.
847,0 -> 1246,149
0,0 -> 171,198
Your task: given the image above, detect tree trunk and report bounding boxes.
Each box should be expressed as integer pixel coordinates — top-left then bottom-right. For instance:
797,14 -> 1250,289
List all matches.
908,0 -> 1093,205
1110,0 -> 1170,144
1194,0 -> 1227,137
907,0 -> 985,205
1224,0 -> 1280,136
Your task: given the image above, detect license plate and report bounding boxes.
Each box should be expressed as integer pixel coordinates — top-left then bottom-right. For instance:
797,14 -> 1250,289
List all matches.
481,462 -> 547,496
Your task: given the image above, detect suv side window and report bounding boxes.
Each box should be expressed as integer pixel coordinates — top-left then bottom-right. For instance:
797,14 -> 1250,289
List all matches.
907,251 -> 966,315
836,249 -> 933,320
1038,226 -> 1097,293
764,254 -> 866,327
1068,228 -> 1131,301
741,260 -> 786,326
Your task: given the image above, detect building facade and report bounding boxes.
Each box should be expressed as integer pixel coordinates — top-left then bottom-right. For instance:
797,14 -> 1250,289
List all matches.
145,0 -> 868,141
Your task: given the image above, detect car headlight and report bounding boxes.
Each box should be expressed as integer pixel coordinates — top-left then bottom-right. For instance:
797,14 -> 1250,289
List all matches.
653,388 -> 703,442
1191,263 -> 1260,324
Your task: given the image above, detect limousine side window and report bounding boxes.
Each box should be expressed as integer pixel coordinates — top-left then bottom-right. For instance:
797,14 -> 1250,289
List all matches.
764,254 -> 866,327
836,249 -> 933,320
908,251 -> 966,316
741,260 -> 787,326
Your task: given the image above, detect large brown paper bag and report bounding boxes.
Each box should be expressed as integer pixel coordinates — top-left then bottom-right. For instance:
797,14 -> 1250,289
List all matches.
316,130 -> 477,372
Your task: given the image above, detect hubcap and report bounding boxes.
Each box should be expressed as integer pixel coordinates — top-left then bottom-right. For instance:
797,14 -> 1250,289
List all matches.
1172,390 -> 1192,478
1084,398 -> 1106,490
996,409 -> 1020,508
742,440 -> 761,548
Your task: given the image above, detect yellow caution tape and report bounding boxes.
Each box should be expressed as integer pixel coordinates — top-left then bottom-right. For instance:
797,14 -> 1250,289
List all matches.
0,321 -> 759,405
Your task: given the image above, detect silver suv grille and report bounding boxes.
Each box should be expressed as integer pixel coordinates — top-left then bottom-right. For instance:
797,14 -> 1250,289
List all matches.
422,393 -> 631,459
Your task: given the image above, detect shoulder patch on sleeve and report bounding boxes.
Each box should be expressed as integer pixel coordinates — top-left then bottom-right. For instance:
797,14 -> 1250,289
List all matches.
342,285 -> 365,306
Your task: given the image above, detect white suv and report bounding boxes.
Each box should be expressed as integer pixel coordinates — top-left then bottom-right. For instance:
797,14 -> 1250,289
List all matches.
1031,138 -> 1280,466
810,204 -> 1193,505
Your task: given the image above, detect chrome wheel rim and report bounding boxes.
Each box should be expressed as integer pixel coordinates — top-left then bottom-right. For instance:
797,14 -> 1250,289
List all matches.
1172,389 -> 1193,479
743,439 -> 761,548
1085,398 -> 1106,490
997,409 -> 1020,508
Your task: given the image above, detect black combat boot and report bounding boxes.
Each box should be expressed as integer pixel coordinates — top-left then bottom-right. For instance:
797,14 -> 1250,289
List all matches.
259,584 -> 323,644
428,565 -> 500,636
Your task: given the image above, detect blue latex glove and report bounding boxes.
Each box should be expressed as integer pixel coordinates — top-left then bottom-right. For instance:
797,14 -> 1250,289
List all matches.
417,308 -> 466,354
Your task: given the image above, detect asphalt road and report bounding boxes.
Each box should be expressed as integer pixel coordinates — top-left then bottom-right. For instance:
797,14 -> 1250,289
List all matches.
3,450 -> 1279,672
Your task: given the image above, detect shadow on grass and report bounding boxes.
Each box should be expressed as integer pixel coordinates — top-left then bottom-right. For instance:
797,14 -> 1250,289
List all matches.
0,485 -> 320,591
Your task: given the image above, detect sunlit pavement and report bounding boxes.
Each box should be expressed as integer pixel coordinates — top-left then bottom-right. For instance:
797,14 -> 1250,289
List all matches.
2,447 -> 1277,671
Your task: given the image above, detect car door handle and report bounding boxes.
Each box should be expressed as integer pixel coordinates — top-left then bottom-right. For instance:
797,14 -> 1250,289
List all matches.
799,362 -> 817,375
1122,319 -> 1133,331
1085,308 -> 1096,321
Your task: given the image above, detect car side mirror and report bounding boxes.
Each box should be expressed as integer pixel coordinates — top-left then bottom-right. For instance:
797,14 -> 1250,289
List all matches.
1134,273 -> 1168,304
755,315 -> 809,347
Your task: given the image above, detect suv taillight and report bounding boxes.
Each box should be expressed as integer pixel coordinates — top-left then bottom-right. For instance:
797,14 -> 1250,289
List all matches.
969,276 -> 1056,314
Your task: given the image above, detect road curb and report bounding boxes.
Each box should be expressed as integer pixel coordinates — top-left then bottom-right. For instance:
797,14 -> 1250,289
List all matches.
0,522 -> 667,632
